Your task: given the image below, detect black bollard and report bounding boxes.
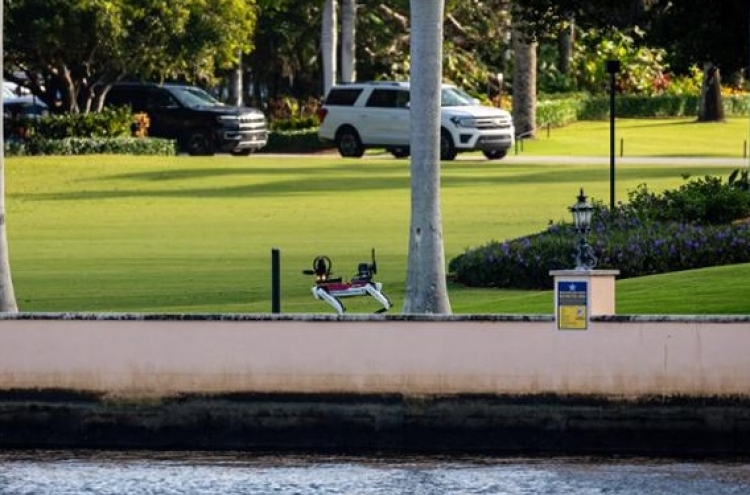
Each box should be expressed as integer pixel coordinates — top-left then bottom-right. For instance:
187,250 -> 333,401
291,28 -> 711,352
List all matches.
271,248 -> 280,313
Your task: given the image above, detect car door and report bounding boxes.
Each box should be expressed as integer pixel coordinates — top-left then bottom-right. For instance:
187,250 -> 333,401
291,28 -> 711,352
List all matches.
144,88 -> 186,140
362,88 -> 410,146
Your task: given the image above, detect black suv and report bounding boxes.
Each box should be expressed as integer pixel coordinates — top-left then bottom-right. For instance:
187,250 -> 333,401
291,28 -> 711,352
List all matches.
103,82 -> 268,156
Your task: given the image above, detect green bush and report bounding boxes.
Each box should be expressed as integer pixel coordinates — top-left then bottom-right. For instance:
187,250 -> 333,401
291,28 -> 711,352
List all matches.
448,171 -> 750,290
575,94 -> 700,120
536,98 -> 580,128
6,137 -> 177,156
723,94 -> 750,116
30,107 -> 134,139
538,93 -> 748,124
262,129 -> 335,153
269,116 -> 320,131
627,174 -> 750,225
536,94 -> 703,126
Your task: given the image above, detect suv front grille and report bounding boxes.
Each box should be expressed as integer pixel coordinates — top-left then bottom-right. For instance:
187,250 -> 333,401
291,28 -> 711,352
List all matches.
238,114 -> 266,128
474,116 -> 513,130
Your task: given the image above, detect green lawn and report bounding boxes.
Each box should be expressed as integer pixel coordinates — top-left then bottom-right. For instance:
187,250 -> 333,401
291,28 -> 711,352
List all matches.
7,117 -> 750,315
517,117 -> 750,158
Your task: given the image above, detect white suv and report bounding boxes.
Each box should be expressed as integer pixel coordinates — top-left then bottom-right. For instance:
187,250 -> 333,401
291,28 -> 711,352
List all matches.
317,81 -> 515,160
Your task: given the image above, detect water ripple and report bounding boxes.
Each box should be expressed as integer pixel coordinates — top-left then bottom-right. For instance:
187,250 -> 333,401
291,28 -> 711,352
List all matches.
0,452 -> 748,495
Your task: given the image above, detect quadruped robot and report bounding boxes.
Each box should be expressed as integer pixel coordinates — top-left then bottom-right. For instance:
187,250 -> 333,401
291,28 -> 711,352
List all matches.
302,249 -> 392,315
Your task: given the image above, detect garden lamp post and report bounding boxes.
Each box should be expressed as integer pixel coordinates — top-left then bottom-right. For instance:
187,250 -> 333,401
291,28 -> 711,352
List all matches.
605,59 -> 620,210
570,188 -> 597,270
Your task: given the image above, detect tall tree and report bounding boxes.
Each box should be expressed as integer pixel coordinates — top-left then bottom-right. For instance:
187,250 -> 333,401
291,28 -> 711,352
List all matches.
228,50 -> 243,106
340,0 -> 357,83
516,0 -> 750,120
511,22 -> 537,138
248,0 -> 321,102
557,15 -> 575,76
403,0 -> 452,314
646,0 -> 748,77
321,0 -> 337,94
4,0 -> 257,113
0,0 -> 18,312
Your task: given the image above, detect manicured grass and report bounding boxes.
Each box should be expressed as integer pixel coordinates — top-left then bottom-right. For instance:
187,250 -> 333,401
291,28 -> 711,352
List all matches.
518,117 -> 750,158
7,142 -> 749,315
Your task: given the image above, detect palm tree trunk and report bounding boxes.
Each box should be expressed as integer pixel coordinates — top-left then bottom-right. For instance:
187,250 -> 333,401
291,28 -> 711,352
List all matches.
0,2 -> 19,312
698,62 -> 725,122
557,16 -> 575,77
404,0 -> 452,314
512,26 -> 537,138
340,0 -> 357,83
321,0 -> 338,94
228,50 -> 243,106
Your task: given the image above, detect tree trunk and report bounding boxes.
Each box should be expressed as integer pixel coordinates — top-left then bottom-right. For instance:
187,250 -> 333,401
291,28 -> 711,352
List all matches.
228,50 -> 243,106
55,62 -> 80,114
557,16 -> 575,77
698,62 -> 725,122
321,0 -> 338,95
340,0 -> 357,83
404,0 -> 452,315
512,27 -> 537,138
0,1 -> 19,312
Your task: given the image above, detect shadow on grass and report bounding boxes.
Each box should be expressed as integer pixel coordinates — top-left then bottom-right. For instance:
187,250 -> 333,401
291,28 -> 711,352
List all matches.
616,119 -> 700,129
14,161 -> 732,202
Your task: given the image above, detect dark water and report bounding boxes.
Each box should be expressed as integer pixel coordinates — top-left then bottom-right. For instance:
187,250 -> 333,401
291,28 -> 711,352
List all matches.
0,451 -> 749,494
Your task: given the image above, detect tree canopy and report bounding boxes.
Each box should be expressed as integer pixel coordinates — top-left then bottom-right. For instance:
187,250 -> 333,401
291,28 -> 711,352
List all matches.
646,0 -> 749,77
4,0 -> 749,107
516,0 -> 750,77
3,0 -> 257,112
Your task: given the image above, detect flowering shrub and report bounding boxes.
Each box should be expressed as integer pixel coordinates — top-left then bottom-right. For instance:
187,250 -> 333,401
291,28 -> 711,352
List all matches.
267,96 -> 321,131
449,172 -> 750,290
132,112 -> 150,137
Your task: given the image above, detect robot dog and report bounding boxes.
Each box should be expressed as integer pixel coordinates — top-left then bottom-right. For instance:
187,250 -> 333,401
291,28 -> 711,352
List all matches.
302,249 -> 392,315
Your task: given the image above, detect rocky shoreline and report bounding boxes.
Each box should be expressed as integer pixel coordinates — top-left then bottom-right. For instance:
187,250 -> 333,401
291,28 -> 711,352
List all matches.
2,389 -> 750,456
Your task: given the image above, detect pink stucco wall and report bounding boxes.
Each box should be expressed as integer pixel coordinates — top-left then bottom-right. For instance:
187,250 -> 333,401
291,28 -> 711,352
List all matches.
0,315 -> 749,398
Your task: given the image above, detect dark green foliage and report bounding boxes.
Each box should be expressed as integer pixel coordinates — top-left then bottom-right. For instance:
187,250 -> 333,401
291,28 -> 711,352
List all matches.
6,107 -> 175,156
615,95 -> 700,118
269,116 -> 320,132
537,94 -> 713,126
28,107 -> 134,139
536,97 -> 581,127
5,137 -> 177,156
579,94 -> 701,120
449,171 -> 750,290
628,174 -> 750,225
263,129 -> 335,153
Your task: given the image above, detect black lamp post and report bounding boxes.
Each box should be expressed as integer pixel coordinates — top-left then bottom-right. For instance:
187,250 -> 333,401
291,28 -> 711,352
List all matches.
605,59 -> 620,210
570,188 -> 597,270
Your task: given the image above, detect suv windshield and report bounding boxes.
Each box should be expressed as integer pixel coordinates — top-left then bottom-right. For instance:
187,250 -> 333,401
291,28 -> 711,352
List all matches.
440,87 -> 476,107
170,86 -> 224,108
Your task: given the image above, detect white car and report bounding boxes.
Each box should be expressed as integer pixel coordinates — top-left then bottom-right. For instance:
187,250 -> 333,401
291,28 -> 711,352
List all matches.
317,81 -> 515,160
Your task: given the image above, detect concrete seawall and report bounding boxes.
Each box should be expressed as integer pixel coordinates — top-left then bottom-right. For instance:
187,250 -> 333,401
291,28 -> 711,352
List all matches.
1,312 -> 749,455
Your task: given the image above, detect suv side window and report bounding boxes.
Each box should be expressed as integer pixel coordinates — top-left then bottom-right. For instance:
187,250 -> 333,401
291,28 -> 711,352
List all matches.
105,87 -> 150,112
365,89 -> 409,109
324,88 -> 362,106
147,88 -> 178,109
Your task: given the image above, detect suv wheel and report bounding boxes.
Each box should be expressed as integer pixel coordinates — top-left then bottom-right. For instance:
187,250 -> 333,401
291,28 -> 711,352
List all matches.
336,126 -> 365,158
483,149 -> 507,160
231,149 -> 253,156
188,130 -> 214,156
440,129 -> 457,161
